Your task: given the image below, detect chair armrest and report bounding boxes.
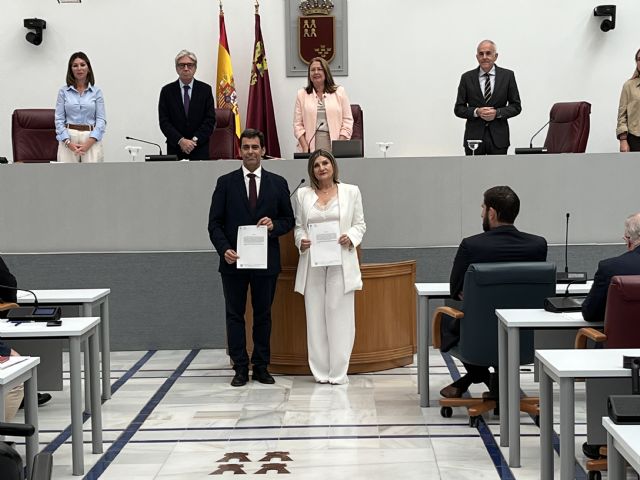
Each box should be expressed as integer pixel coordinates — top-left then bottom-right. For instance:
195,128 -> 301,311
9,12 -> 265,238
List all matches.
0,421 -> 35,437
432,306 -> 464,349
575,327 -> 607,349
0,302 -> 18,312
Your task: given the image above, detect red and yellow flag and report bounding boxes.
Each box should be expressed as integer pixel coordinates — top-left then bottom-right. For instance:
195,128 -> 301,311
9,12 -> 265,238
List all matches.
216,5 -> 241,156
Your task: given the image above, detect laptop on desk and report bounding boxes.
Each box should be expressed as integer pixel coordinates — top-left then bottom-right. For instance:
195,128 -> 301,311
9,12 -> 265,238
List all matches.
332,140 -> 363,158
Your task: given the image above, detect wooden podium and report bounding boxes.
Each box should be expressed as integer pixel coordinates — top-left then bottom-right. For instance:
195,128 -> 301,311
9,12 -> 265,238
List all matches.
247,232 -> 416,374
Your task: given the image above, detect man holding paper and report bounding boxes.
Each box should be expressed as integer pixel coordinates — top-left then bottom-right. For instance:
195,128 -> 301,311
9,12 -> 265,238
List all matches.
208,129 -> 294,387
293,150 -> 366,385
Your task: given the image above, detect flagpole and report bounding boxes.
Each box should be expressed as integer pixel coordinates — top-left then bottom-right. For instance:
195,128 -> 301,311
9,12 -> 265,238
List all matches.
219,1 -> 223,14
254,0 -> 259,14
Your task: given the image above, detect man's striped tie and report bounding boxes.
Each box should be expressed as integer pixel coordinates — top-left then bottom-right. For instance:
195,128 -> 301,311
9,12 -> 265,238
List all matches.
483,72 -> 492,102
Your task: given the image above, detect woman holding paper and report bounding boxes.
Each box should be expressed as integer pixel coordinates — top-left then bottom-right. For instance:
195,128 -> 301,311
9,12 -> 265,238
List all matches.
294,149 -> 366,384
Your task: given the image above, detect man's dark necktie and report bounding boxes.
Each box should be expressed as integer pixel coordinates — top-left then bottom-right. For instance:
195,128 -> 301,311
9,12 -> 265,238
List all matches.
483,73 -> 492,102
247,173 -> 257,210
183,85 -> 190,116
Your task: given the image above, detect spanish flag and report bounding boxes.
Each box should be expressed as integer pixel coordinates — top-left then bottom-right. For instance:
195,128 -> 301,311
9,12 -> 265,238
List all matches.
216,4 -> 241,156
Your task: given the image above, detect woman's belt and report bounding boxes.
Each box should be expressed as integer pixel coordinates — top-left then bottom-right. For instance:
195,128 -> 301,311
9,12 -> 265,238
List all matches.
66,124 -> 93,131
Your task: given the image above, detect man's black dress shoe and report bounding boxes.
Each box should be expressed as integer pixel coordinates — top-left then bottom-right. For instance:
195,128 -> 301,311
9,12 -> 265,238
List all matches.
582,441 -> 605,459
231,370 -> 249,387
439,384 -> 465,398
252,368 -> 275,384
19,392 -> 52,409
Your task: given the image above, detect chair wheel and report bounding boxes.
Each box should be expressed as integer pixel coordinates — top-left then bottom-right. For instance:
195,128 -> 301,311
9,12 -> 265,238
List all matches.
534,415 -> 540,427
469,415 -> 480,428
440,406 -> 453,418
588,471 -> 601,480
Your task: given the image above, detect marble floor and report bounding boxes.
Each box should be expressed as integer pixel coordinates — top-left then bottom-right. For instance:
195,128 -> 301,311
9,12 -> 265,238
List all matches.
4,348 -> 623,479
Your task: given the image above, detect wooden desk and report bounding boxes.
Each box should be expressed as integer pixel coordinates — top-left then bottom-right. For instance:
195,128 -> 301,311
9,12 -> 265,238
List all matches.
257,233 -> 416,374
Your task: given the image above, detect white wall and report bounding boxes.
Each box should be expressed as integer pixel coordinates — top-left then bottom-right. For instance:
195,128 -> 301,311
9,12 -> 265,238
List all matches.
0,0 -> 635,161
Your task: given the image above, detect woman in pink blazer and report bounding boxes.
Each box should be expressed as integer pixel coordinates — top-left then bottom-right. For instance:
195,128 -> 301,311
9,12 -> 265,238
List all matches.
293,57 -> 353,153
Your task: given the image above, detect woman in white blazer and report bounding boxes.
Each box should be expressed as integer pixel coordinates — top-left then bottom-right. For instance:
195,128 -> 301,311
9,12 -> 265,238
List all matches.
293,57 -> 353,153
294,150 -> 366,384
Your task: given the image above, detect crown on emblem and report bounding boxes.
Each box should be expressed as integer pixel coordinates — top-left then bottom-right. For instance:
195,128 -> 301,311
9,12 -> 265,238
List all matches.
298,0 -> 334,16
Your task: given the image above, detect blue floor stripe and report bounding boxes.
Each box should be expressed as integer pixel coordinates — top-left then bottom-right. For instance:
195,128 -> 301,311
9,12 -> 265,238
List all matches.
441,352 -> 517,480
41,350 -> 156,455
82,349 -> 200,479
442,352 -> 589,480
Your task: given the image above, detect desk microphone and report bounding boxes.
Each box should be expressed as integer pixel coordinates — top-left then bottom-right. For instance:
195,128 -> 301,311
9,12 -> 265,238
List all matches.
514,120 -> 550,154
290,178 -> 305,198
0,284 -> 62,322
307,122 -> 325,153
529,120 -> 550,148
125,136 -> 163,155
0,284 -> 38,307
556,212 -> 587,284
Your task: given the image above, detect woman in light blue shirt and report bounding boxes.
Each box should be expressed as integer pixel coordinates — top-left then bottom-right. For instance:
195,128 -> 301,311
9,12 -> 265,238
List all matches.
55,52 -> 106,163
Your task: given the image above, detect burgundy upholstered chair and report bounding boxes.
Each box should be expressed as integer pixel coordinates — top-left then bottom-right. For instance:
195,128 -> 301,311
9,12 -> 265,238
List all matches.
574,275 -> 640,474
542,101 -> 591,153
576,275 -> 640,349
350,104 -> 364,157
209,108 -> 237,160
11,109 -> 58,163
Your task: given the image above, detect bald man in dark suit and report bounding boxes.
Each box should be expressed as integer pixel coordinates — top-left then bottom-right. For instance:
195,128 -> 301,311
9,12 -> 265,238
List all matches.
454,40 -> 521,155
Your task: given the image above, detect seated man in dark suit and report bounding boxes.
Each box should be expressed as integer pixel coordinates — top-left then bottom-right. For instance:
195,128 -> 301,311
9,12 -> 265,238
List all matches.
580,213 -> 640,459
440,186 -> 548,398
158,50 -> 216,160
582,212 -> 640,323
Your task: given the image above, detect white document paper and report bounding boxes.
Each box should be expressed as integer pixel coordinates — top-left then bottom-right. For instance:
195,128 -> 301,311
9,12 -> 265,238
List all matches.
237,225 -> 268,269
309,221 -> 342,267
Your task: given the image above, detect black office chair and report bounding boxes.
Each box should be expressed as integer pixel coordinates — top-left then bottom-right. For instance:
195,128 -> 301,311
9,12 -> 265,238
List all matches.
432,262 -> 556,426
0,422 -> 52,480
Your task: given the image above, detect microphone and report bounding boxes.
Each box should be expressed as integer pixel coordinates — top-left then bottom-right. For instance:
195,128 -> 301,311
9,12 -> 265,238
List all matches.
0,284 -> 38,308
514,121 -> 550,154
307,122 -> 325,153
125,136 -> 163,155
0,284 -> 62,322
290,178 -> 306,198
529,120 -> 550,148
556,212 -> 587,284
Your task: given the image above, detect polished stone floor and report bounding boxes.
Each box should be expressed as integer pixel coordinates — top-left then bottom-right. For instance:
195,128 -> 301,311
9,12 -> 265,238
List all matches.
6,348 -> 614,479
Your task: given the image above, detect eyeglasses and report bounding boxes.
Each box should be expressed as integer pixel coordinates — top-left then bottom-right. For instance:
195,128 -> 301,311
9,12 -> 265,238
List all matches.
177,62 -> 196,69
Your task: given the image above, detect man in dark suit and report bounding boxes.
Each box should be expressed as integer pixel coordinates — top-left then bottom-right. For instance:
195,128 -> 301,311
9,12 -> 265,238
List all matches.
441,186 -> 547,398
582,213 -> 640,323
0,255 -> 17,305
208,129 -> 294,387
454,40 -> 522,155
158,50 -> 216,160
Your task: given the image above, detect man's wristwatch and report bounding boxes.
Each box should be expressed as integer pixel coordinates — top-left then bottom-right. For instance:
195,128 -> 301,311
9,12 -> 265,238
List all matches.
192,136 -> 198,144
64,139 -> 71,147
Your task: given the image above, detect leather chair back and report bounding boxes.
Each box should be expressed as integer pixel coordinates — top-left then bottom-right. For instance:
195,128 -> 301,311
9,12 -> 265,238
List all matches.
209,108 -> 237,160
604,275 -> 640,348
11,109 -> 58,163
350,104 -> 364,157
453,262 -> 556,367
543,101 -> 591,153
